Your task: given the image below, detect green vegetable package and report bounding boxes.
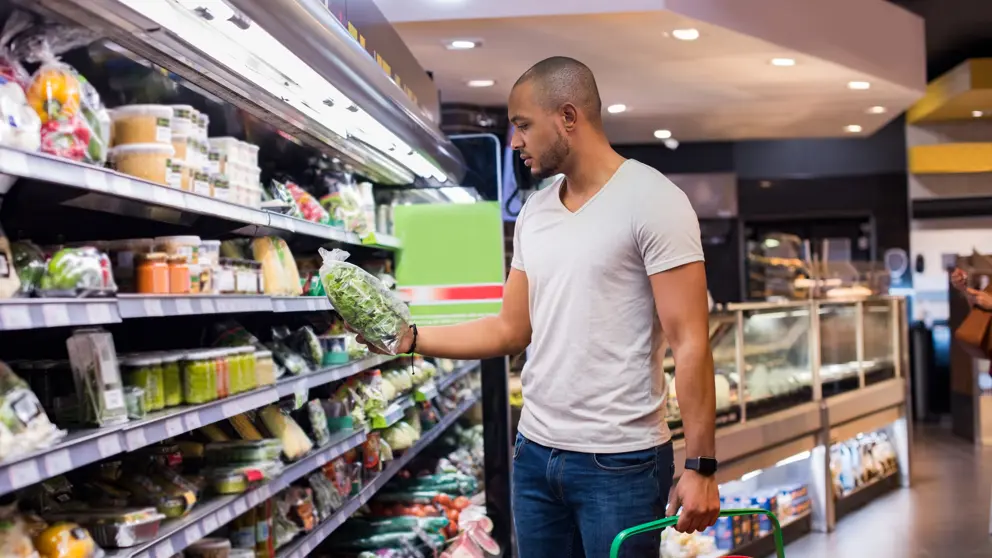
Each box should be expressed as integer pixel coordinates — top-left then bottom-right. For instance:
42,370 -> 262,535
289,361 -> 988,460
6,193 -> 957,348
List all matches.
318,248 -> 410,355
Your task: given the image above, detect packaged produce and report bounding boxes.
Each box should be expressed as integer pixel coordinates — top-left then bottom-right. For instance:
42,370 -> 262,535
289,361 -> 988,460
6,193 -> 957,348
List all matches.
0,82 -> 41,151
66,329 -> 128,426
320,335 -> 349,365
39,247 -> 116,297
206,461 -> 281,494
46,508 -> 165,549
187,538 -> 231,558
285,182 -> 332,225
266,180 -> 304,219
251,237 -> 301,296
193,169 -> 212,197
306,399 -> 330,447
228,412 -> 263,441
109,143 -> 175,185
204,439 -> 283,464
199,239 -> 221,293
255,350 -> 275,386
258,405 -> 313,461
124,386 -> 146,420
109,104 -> 172,145
213,174 -> 231,202
105,238 -> 154,293
319,248 -> 411,355
120,354 -> 165,412
0,361 -> 65,459
32,522 -> 100,558
9,240 -> 44,296
134,252 -> 169,294
0,226 -> 20,299
115,473 -> 196,519
290,326 -> 323,367
0,12 -> 29,88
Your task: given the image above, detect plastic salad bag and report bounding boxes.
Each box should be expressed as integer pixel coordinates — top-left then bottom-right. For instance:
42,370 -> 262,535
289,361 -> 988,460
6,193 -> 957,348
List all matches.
0,361 -> 65,461
318,248 -> 411,355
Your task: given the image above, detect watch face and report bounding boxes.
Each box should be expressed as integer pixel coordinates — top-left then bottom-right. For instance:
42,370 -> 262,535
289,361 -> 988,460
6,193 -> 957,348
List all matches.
688,457 -> 719,476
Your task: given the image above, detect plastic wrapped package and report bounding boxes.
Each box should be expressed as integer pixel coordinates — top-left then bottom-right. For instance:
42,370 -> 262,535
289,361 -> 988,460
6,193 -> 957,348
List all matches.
0,82 -> 40,151
285,182 -> 332,225
251,237 -> 301,296
0,226 -> 20,299
39,247 -> 117,297
32,522 -> 102,558
66,329 -> 128,427
0,361 -> 65,460
0,500 -> 42,558
290,326 -> 323,366
266,180 -> 304,219
10,240 -> 44,296
258,405 -> 313,461
318,248 -> 411,355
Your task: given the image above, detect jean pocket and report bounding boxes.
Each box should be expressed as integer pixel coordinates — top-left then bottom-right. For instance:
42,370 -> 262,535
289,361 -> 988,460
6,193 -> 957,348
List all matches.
513,434 -> 527,461
592,447 -> 658,472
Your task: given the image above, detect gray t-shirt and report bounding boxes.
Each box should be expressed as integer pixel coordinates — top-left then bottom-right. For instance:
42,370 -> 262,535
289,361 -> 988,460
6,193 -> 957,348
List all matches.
512,159 -> 704,453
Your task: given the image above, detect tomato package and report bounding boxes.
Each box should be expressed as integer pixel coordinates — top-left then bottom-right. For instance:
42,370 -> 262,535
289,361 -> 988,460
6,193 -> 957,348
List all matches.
285,182 -> 333,225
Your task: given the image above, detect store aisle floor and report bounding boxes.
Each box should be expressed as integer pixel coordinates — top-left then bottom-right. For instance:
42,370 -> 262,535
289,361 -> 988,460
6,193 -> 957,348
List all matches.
781,423 -> 992,557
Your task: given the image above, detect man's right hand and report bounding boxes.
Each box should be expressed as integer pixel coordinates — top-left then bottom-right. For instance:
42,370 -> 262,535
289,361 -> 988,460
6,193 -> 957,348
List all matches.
351,324 -> 415,355
951,268 -> 968,293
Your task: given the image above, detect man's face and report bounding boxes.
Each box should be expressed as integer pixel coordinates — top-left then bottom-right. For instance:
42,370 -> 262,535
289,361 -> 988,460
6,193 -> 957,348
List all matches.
508,81 -> 569,180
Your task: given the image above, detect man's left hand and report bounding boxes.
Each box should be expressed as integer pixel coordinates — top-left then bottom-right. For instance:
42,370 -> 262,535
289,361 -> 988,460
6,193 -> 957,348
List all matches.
666,469 -> 720,533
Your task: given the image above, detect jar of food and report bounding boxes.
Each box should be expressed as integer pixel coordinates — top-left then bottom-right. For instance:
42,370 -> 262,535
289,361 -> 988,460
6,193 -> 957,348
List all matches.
167,255 -> 190,294
158,351 -> 183,407
210,137 -> 242,164
212,174 -> 231,202
217,258 -> 237,294
255,350 -> 275,386
192,169 -> 212,198
110,104 -> 173,145
199,240 -> 220,294
170,105 -> 196,136
208,147 -> 227,175
166,157 -> 183,189
135,252 -> 169,294
109,143 -> 176,185
182,350 -> 217,404
251,261 -> 265,294
155,235 -> 200,263
121,354 -> 165,412
235,260 -> 256,294
211,349 -> 230,399
239,346 -> 258,392
197,113 -> 210,140
171,134 -> 188,163
107,238 -> 155,293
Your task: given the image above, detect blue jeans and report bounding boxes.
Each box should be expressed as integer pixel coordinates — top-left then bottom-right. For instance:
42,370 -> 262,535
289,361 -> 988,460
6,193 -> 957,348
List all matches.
511,433 -> 675,558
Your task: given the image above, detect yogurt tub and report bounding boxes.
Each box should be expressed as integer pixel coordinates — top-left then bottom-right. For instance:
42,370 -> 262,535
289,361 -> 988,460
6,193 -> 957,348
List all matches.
197,112 -> 209,140
165,157 -> 183,189
171,134 -> 188,162
192,169 -> 213,197
241,141 -> 259,166
210,137 -> 243,164
110,104 -> 173,145
170,105 -> 196,136
110,143 -> 175,185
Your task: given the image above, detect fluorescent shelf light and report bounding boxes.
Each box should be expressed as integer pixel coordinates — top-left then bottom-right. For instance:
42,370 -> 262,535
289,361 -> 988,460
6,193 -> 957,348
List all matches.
775,451 -> 811,467
439,187 -> 477,203
867,106 -> 887,114
606,104 -> 627,114
844,124 -> 863,133
740,470 -> 762,482
672,28 -> 699,41
447,40 -> 478,50
973,110 -> 984,118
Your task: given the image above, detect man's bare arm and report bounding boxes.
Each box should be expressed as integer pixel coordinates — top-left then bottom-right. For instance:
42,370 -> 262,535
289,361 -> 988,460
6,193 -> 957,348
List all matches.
386,268 -> 532,360
650,261 -> 715,457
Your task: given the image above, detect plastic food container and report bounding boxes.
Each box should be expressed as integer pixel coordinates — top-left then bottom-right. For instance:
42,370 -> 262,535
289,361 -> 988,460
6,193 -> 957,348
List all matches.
213,174 -> 231,202
243,142 -> 259,166
171,134 -> 188,162
197,112 -> 209,139
210,137 -> 244,164
255,350 -> 275,386
107,238 -> 155,293
187,538 -> 232,558
111,104 -> 173,145
321,335 -> 350,366
110,143 -> 175,185
135,252 -> 169,294
49,508 -> 166,549
156,235 -> 200,293
208,147 -> 227,175
121,354 -> 165,411
182,350 -> 217,404
166,157 -> 183,189
207,462 -> 281,495
124,385 -> 146,419
205,439 -> 283,464
168,255 -> 190,294
170,105 -> 196,136
217,258 -> 237,294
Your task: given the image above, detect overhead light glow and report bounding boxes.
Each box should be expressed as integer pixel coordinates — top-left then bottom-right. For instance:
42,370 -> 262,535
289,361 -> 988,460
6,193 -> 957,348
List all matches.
973,110 -> 984,118
438,187 -> 477,204
847,81 -> 871,90
867,106 -> 887,114
740,470 -> 762,482
606,104 -> 627,114
447,40 -> 478,50
653,129 -> 672,139
775,451 -> 811,467
672,28 -> 700,41
844,124 -> 863,133
770,58 -> 795,67
467,79 -> 495,88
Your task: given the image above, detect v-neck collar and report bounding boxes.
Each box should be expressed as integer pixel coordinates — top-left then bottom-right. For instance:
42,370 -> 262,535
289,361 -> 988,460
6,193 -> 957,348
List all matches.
556,159 -> 630,215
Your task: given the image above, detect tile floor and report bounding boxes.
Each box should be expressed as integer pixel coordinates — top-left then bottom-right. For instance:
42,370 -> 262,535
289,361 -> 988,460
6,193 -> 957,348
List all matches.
780,423 -> 992,557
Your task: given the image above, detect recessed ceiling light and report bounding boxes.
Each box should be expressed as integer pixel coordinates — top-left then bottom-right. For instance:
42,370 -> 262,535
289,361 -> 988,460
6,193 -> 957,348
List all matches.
847,81 -> 871,90
973,110 -> 984,118
654,129 -> 673,139
467,79 -> 495,88
672,28 -> 700,41
770,58 -> 796,67
867,106 -> 887,114
844,124 -> 863,133
447,40 -> 478,50
607,104 -> 627,114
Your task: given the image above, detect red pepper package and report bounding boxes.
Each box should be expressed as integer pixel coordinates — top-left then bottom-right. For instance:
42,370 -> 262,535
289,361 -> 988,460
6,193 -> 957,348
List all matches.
285,182 -> 333,225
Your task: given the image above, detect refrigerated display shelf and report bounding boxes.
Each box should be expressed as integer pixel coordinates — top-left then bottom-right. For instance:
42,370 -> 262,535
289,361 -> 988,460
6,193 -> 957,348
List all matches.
275,394 -> 481,558
437,361 -> 481,392
701,510 -> 811,558
0,355 -> 394,498
837,470 -> 900,501
104,428 -> 367,558
415,381 -> 439,402
0,294 -> 337,331
0,146 -> 400,250
374,396 -> 415,429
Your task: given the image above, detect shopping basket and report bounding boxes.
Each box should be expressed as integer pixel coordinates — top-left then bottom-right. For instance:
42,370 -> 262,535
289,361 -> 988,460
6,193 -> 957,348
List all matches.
609,508 -> 785,558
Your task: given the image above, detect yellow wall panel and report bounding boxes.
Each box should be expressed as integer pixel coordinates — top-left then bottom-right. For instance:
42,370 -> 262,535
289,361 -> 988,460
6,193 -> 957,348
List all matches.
909,143 -> 992,174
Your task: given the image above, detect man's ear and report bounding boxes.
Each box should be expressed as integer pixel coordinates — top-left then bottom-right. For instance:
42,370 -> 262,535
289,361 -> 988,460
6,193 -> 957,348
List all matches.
560,103 -> 578,131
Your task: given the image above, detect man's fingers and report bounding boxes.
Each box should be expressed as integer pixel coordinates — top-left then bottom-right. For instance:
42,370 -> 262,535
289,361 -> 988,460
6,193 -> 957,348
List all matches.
665,485 -> 680,517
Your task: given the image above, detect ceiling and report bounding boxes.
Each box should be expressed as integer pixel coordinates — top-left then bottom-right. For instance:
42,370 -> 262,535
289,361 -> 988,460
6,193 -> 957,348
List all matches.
887,0 -> 992,80
375,0 -> 927,144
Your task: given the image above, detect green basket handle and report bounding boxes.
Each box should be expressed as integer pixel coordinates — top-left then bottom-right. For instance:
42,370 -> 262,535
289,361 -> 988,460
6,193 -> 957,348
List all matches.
609,508 -> 785,558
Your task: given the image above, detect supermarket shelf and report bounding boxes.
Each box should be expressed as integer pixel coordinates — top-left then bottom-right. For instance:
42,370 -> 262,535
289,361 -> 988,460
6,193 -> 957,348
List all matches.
117,295 -> 274,318
275,394 -> 480,558
0,147 -> 400,251
106,429 -> 366,558
272,296 -> 333,313
436,360 -> 481,392
274,354 -> 399,398
0,428 -> 127,497
120,387 -> 280,451
0,298 -> 120,331
415,381 -> 438,402
704,510 -> 812,558
837,470 -> 900,502
374,396 -> 415,429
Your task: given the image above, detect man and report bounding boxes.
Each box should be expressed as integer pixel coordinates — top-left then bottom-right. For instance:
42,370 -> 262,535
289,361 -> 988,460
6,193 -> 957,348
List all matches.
356,56 -> 719,557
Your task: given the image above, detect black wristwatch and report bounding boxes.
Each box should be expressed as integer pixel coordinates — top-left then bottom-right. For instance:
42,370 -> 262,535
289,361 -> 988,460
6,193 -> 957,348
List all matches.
685,457 -> 719,477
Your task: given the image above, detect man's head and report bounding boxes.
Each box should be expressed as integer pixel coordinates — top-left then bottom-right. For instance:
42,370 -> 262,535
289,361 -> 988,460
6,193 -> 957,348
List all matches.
508,56 -> 603,179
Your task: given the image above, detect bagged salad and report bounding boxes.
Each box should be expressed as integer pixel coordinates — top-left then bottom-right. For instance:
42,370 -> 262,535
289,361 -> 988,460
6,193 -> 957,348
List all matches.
318,248 -> 410,355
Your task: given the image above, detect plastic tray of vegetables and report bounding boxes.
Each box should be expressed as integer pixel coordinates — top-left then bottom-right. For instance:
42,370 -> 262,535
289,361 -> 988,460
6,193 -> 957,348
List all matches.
318,248 -> 410,355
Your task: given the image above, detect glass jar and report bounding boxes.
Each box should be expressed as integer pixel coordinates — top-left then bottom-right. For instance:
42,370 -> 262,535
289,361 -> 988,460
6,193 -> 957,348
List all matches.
235,260 -> 256,295
167,255 -> 190,294
217,258 -> 237,294
121,354 -> 165,412
182,350 -> 217,405
211,349 -> 230,399
135,253 -> 170,294
255,350 -> 275,386
251,261 -> 264,295
240,346 -> 258,392
158,351 -> 183,407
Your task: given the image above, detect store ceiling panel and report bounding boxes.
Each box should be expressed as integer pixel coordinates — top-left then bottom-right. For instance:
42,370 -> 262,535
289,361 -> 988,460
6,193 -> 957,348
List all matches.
375,0 -> 927,143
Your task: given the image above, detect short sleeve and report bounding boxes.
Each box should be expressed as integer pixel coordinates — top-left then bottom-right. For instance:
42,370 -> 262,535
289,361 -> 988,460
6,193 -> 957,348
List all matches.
510,201 -> 527,271
634,178 -> 705,275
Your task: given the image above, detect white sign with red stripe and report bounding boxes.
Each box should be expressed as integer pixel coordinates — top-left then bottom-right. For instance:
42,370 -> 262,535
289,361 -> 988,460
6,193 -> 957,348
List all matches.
398,283 -> 504,306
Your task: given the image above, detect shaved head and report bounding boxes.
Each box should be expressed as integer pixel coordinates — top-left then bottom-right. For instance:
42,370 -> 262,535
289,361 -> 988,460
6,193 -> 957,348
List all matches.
513,56 -> 602,124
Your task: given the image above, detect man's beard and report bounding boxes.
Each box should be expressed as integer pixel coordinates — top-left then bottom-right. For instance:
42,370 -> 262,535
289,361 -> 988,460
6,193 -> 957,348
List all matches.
531,132 -> 569,180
